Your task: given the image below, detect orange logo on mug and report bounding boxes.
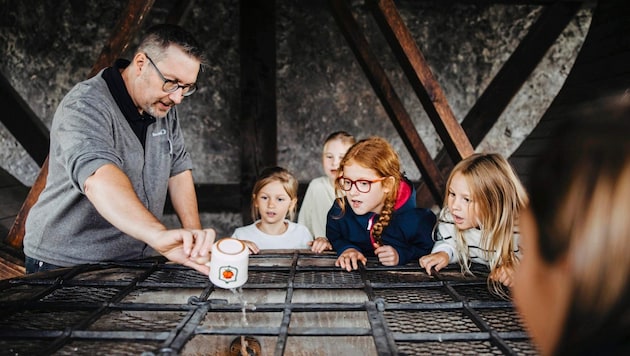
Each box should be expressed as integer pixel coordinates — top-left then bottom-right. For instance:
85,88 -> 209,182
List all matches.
219,266 -> 238,283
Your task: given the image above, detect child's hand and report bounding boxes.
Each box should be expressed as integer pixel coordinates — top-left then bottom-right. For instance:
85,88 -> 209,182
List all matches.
419,252 -> 449,275
373,243 -> 399,266
490,265 -> 515,287
308,237 -> 332,253
335,248 -> 367,271
242,240 -> 260,254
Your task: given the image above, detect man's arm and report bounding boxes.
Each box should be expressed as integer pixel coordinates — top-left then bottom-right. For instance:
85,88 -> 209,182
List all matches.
168,170 -> 202,229
84,163 -> 214,273
84,163 -> 166,240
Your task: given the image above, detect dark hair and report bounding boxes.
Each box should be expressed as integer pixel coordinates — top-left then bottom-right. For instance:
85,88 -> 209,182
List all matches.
137,24 -> 207,67
526,99 -> 630,355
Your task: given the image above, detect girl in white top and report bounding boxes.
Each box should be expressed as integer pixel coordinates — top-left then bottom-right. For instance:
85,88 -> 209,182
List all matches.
233,166 -> 313,253
419,153 -> 527,296
298,131 -> 355,252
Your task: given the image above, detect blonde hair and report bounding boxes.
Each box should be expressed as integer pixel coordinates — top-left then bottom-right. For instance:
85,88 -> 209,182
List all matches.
445,153 -> 528,296
335,137 -> 402,245
323,131 -> 356,153
251,166 -> 299,222
527,108 -> 630,354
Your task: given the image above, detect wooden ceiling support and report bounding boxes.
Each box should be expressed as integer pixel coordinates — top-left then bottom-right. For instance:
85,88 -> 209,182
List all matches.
328,0 -> 445,203
416,2 -> 581,206
166,0 -> 196,26
5,0 -> 156,250
0,74 -> 49,166
240,0 -> 277,224
368,0 -> 474,163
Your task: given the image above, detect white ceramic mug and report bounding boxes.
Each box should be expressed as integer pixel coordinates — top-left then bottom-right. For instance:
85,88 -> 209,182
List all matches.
209,238 -> 249,289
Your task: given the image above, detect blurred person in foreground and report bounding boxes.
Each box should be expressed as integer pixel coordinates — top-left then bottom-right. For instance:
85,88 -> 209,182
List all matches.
513,100 -> 630,355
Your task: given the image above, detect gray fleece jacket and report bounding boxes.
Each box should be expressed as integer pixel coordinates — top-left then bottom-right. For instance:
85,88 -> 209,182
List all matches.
23,70 -> 193,266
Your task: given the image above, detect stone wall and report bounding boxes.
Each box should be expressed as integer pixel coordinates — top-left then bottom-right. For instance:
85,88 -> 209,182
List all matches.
0,0 -> 592,236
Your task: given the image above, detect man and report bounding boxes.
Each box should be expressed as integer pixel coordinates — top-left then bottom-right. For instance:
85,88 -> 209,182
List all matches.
23,24 -> 214,274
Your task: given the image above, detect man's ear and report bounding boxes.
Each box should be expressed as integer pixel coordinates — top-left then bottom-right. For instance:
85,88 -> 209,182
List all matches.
133,52 -> 148,73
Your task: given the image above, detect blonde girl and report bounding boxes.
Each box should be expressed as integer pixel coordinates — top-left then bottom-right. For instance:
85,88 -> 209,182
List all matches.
299,131 -> 356,252
327,137 -> 436,271
419,153 -> 527,294
232,166 -> 313,253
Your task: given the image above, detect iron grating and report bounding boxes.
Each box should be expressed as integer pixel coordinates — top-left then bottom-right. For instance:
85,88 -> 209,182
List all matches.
0,252 -> 538,355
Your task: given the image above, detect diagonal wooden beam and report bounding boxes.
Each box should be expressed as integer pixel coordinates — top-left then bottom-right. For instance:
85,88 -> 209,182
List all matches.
368,0 -> 474,164
328,0 -> 445,203
415,2 -> 581,206
5,0 -> 156,250
0,73 -> 50,166
166,0 -> 196,26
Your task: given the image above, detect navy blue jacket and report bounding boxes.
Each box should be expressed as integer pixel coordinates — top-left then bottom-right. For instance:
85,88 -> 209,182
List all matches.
326,179 -> 436,265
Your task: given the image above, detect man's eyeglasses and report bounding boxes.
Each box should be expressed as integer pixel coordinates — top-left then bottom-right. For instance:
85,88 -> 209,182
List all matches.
145,53 -> 197,97
337,177 -> 386,193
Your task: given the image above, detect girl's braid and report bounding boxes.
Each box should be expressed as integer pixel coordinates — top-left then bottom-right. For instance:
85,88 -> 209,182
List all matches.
371,196 -> 395,246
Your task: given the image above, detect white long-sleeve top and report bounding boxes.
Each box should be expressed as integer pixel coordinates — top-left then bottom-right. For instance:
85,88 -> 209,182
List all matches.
430,209 -> 520,266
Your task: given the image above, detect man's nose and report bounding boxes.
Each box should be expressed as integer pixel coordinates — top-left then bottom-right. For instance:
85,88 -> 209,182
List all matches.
168,88 -> 184,104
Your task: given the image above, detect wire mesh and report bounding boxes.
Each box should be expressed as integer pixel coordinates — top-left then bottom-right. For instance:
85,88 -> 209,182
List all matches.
0,252 -> 537,355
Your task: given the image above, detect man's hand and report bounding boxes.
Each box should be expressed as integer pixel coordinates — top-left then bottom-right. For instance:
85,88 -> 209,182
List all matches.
152,228 -> 216,275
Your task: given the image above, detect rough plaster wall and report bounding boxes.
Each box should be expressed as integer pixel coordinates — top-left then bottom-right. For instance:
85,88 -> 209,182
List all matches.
0,0 -> 591,236
277,2 -> 592,181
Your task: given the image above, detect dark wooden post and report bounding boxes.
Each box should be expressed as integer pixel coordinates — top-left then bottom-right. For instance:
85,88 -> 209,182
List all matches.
240,0 -> 277,224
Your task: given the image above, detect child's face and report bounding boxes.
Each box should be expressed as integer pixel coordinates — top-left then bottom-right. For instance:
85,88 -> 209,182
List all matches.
255,181 -> 296,225
342,162 -> 388,216
322,139 -> 353,182
446,172 -> 480,229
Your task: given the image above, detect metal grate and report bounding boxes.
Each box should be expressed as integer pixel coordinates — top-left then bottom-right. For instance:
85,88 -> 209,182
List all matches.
0,252 -> 538,355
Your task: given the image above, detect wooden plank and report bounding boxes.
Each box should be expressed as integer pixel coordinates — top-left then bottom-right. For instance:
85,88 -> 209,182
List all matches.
368,0 -> 474,163
0,73 -> 49,166
166,0 -> 196,25
5,0 -> 156,251
328,0 -> 445,204
462,2 -> 580,146
415,2 -> 579,206
166,182 -> 309,214
0,168 -> 29,241
89,0 -> 156,77
510,0 -> 630,182
240,0 -> 277,224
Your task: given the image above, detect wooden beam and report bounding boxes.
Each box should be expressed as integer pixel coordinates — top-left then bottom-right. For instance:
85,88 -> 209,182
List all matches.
328,0 -> 444,203
240,0 -> 277,224
166,0 -> 196,26
5,0 -> 156,250
0,73 -> 49,166
461,2 -> 581,148
368,0 -> 474,163
415,2 -> 580,206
